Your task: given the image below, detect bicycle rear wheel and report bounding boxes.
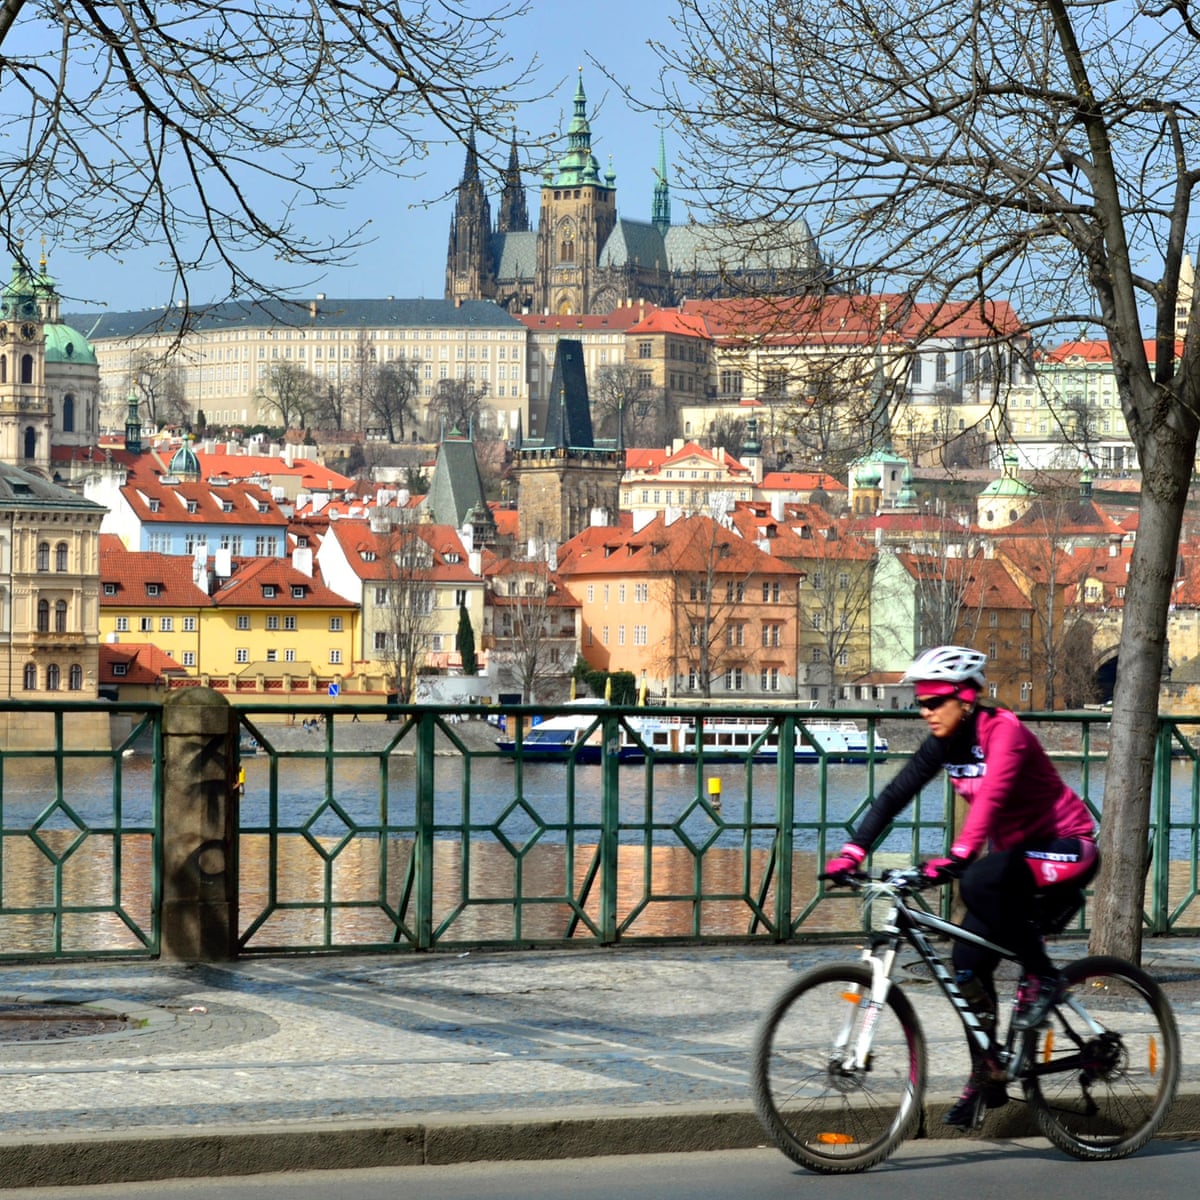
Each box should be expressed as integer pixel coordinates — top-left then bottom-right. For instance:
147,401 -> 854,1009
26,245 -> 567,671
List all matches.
752,963 -> 926,1173
1022,955 -> 1179,1160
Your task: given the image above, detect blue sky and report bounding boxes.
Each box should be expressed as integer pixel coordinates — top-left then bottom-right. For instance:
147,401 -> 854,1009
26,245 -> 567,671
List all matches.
49,3 -> 683,314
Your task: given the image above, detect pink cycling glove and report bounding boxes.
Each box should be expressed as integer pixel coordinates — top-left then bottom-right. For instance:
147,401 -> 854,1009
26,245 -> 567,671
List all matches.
821,842 -> 866,881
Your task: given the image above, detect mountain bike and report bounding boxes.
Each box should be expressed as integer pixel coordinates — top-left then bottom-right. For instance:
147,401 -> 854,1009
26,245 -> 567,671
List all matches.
752,866 -> 1179,1173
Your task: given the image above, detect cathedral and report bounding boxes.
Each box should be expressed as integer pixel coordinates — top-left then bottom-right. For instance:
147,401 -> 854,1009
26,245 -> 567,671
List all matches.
445,73 -> 828,316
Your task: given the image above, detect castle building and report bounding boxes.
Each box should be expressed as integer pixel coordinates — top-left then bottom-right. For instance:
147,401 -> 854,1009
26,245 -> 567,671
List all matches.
445,72 -> 828,316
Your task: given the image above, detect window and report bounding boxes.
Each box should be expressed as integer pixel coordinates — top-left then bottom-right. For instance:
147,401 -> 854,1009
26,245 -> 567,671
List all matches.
837,650 -> 850,667
762,623 -> 781,647
55,543 -> 68,572
111,663 -> 127,678
291,585 -> 305,599
329,616 -> 343,632
115,616 -> 129,632
46,664 -> 60,691
618,626 -> 625,646
762,581 -> 780,603
761,667 -> 780,691
236,615 -> 251,630
69,664 -> 83,690
811,610 -> 823,631
811,647 -> 823,663
1020,641 -> 1031,660
725,622 -> 745,647
23,663 -> 36,690
37,542 -> 49,572
139,617 -> 153,632
183,617 -> 197,632
375,587 -> 388,606
988,610 -> 999,627
103,582 -> 117,596
285,649 -> 296,662
266,615 -> 280,630
602,625 -> 609,645
146,583 -> 160,597
235,648 -> 250,664
635,583 -> 648,603
182,652 -> 196,667
263,585 -> 276,599
724,667 -> 744,691
455,588 -> 468,607
284,616 -> 297,631
719,369 -> 743,395
160,617 -> 173,632
329,649 -> 342,664
634,625 -> 648,645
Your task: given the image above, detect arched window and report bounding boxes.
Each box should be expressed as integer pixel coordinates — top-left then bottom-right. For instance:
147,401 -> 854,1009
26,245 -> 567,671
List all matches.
23,663 -> 36,691
20,354 -> 33,384
0,355 -> 6,383
36,542 -> 50,571
62,394 -> 75,433
23,426 -> 35,459
55,542 -> 68,571
46,663 -> 60,691
68,663 -> 83,691
37,598 -> 50,632
54,600 -> 67,632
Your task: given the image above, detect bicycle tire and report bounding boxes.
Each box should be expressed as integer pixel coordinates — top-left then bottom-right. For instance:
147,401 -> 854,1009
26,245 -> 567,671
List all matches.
1022,954 -> 1180,1160
752,962 -> 926,1173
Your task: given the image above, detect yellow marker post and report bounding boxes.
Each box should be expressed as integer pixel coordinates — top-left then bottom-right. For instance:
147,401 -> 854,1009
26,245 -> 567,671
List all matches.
708,776 -> 722,810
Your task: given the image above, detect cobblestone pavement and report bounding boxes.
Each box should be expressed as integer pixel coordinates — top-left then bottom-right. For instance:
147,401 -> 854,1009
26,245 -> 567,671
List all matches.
0,938 -> 1198,1185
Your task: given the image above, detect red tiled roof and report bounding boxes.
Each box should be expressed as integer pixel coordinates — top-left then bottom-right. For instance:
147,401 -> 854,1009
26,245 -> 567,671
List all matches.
99,641 -> 187,685
99,535 -> 215,607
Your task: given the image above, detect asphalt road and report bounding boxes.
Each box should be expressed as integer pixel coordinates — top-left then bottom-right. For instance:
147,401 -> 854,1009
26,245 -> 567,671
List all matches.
4,1140 -> 1199,1200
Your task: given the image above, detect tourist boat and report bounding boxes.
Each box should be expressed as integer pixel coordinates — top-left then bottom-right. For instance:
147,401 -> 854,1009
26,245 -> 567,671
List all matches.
496,710 -> 887,765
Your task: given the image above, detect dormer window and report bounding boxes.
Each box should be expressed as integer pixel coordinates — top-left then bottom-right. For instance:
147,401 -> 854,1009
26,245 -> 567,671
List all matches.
258,502 -> 269,514
445,552 -> 460,563
186,500 -> 198,514
146,583 -> 160,597
361,550 -> 377,562
291,585 -> 305,598
112,663 -> 128,676
263,585 -> 276,598
103,582 -> 117,596
148,499 -> 161,513
222,501 -> 234,513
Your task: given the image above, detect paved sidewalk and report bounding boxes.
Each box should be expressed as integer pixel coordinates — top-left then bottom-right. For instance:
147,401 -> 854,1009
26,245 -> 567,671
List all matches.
0,939 -> 1198,1188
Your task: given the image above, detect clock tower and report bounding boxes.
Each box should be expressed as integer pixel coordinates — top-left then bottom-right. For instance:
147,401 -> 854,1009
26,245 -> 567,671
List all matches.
0,259 -> 51,473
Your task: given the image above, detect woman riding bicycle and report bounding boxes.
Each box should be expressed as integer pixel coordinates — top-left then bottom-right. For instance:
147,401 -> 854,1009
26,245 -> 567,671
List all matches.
821,645 -> 1099,1128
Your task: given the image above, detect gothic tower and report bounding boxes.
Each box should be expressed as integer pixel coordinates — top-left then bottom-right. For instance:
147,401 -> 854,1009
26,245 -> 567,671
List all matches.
496,130 -> 530,234
0,259 -> 52,473
445,134 -> 496,302
534,72 -> 617,316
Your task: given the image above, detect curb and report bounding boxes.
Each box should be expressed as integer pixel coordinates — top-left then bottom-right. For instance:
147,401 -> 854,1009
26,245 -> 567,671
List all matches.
1,1092 -> 1198,1188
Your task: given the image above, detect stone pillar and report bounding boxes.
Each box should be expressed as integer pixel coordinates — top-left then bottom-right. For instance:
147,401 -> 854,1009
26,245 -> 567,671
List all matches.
161,687 -> 239,961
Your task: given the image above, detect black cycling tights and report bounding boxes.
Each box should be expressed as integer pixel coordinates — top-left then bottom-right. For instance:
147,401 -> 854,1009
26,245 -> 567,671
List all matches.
951,848 -> 1063,1001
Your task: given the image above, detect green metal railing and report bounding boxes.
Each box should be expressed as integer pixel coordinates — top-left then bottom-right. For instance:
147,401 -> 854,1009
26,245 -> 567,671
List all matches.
231,702 -> 1200,954
2,699 -> 1199,959
0,700 -> 162,960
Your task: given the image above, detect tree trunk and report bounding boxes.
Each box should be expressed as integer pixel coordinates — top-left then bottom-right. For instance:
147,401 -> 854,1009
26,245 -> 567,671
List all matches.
1090,424 -> 1193,962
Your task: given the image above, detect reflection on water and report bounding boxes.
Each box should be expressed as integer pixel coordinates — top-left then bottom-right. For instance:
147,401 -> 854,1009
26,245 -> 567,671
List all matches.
4,746 -> 1200,955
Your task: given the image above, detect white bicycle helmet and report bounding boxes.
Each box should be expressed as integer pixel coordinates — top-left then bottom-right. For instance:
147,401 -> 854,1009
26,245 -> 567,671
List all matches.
902,645 -> 987,689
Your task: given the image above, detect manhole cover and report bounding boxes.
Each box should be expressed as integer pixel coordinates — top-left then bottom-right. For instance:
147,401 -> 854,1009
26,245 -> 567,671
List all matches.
0,1003 -> 130,1042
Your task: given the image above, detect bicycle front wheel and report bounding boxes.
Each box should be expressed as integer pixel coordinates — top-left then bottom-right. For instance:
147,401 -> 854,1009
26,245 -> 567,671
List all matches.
1022,955 -> 1179,1160
752,963 -> 926,1173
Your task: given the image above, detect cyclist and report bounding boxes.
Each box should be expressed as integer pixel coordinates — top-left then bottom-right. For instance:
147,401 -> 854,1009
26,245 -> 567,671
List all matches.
821,645 -> 1099,1129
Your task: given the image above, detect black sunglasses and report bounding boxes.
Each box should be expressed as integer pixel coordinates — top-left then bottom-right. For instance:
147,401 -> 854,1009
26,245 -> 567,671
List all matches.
912,693 -> 958,712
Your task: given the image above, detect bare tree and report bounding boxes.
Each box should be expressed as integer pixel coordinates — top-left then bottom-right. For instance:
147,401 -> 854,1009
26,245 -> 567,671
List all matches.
590,363 -> 670,446
798,524 -> 876,705
127,351 -> 190,429
782,366 -> 875,476
379,516 -> 437,704
655,0 -> 1200,960
258,363 -> 318,430
368,360 -> 421,443
4,2 -> 538,312
426,378 -> 491,439
487,560 -> 575,702
310,379 -> 349,433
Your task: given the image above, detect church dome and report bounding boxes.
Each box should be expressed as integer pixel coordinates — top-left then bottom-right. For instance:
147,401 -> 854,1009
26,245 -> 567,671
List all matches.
168,438 -> 201,478
44,322 -> 98,366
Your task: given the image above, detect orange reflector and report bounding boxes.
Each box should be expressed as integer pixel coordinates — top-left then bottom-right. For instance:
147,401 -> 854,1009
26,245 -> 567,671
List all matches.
816,1132 -> 855,1145
840,992 -> 861,1004
1041,1029 -> 1055,1062
1149,1036 -> 1158,1075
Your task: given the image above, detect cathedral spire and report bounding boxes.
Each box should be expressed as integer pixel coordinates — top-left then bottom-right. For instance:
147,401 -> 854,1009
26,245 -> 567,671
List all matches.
652,129 -> 671,234
445,130 -> 495,301
496,127 -> 529,233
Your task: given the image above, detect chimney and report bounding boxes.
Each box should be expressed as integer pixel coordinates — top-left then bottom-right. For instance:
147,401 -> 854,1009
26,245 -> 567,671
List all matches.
293,546 -> 314,577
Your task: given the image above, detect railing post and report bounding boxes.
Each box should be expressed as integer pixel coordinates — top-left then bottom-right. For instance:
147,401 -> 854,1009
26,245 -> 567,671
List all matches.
414,709 -> 436,949
1151,720 -> 1172,935
775,716 -> 795,940
600,713 -> 620,944
160,687 -> 239,961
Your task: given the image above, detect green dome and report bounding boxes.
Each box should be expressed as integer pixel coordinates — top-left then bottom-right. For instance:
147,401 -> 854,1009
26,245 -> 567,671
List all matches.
855,463 -> 882,487
44,322 -> 97,366
169,441 -> 201,477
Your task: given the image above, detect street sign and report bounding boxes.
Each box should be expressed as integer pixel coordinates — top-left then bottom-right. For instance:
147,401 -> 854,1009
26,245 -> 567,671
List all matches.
328,683 -> 339,697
